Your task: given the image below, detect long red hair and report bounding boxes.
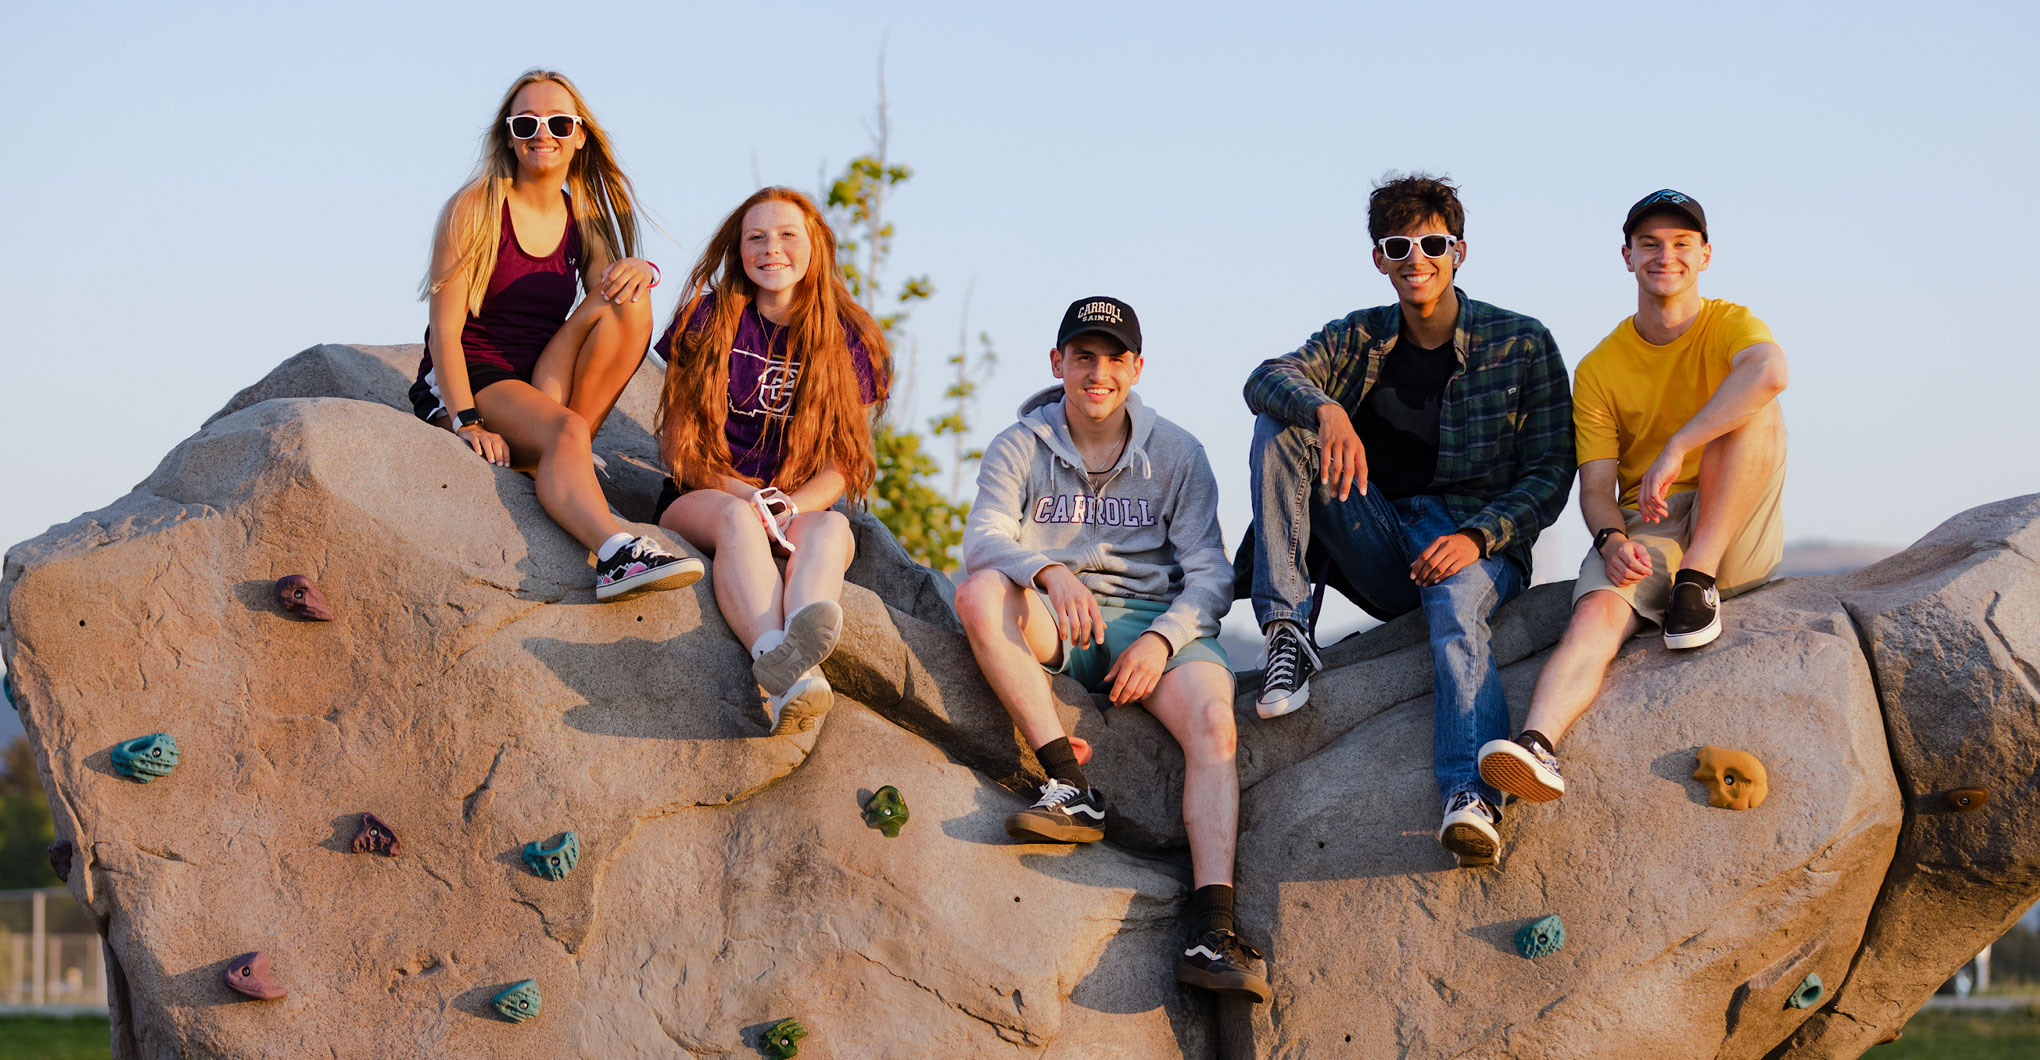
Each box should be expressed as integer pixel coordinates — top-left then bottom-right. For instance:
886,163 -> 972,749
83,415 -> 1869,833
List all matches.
657,188 -> 891,496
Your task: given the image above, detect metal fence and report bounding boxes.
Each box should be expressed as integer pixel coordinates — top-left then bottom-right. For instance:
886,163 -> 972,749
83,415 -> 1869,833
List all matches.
0,887 -> 108,1009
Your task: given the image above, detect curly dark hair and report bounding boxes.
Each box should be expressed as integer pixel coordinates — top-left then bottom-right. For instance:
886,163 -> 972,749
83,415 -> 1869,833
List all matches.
1367,172 -> 1465,242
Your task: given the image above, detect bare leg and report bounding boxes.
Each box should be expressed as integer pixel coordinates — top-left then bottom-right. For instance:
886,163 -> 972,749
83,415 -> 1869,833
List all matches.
1682,401 -> 1786,577
530,296 -> 655,438
474,381 -> 623,551
1141,660 -> 1239,888
661,490 -> 782,648
781,510 -> 856,616
1520,590 -> 1644,745
953,570 -> 1066,749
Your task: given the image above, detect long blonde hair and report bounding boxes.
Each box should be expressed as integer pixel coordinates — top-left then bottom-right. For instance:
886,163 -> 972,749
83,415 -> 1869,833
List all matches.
420,69 -> 640,315
656,188 -> 891,497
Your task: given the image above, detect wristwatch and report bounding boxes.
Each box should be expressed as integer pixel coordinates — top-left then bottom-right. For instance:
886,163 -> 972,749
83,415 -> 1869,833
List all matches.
455,408 -> 483,430
1592,527 -> 1626,554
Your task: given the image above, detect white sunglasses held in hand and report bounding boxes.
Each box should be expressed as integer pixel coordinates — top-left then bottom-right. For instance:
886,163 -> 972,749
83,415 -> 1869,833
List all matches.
1376,233 -> 1460,260
505,114 -> 582,140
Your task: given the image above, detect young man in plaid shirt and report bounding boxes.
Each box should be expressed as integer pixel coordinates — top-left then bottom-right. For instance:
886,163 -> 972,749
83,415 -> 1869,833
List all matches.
1242,174 -> 1574,866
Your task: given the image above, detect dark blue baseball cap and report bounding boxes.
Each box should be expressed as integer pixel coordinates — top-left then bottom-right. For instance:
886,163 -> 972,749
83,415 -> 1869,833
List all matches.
1624,189 -> 1708,241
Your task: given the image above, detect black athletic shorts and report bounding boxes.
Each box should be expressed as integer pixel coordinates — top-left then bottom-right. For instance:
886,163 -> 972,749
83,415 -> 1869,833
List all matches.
652,476 -> 684,525
408,363 -> 525,423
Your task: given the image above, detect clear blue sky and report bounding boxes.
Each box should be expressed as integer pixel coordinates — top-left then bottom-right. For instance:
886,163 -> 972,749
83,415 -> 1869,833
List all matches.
3,0 -> 2036,630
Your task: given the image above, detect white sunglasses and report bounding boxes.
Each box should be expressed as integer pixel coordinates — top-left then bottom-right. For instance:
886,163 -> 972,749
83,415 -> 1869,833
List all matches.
1376,234 -> 1460,260
505,114 -> 582,140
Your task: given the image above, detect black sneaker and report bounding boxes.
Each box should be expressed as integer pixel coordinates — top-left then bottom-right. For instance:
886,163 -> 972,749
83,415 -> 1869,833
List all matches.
1176,929 -> 1272,1003
1004,780 -> 1107,843
594,536 -> 705,601
1479,735 -> 1565,802
1663,572 -> 1723,649
1255,621 -> 1322,719
1437,791 -> 1501,867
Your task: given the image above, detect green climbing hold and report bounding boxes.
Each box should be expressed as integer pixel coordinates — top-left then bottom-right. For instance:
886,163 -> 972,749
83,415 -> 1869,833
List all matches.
863,786 -> 909,837
111,734 -> 179,783
1787,972 -> 1824,1009
492,979 -> 541,1022
1514,914 -> 1565,958
763,1017 -> 807,1058
522,832 -> 580,881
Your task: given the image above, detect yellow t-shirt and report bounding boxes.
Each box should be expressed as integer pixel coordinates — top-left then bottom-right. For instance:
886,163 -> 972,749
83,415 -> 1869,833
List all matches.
1573,299 -> 1775,509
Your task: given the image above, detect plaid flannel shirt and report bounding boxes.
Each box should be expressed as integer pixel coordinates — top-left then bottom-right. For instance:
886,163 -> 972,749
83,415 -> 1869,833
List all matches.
1243,288 -> 1575,575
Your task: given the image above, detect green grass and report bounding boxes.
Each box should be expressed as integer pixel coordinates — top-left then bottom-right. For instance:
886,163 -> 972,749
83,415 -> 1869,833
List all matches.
1873,1004 -> 2040,1060
0,1016 -> 110,1060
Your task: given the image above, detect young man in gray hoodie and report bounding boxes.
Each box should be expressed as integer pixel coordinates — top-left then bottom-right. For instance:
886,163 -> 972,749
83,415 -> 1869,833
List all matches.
956,296 -> 1269,1004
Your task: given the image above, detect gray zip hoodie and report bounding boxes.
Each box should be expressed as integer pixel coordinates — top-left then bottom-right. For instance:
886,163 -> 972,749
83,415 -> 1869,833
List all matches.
962,385 -> 1229,654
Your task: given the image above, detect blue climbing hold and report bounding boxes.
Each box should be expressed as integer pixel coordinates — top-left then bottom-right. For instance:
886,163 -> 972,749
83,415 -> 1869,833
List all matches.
864,786 -> 909,837
1788,972 -> 1824,1009
492,979 -> 541,1022
1514,914 -> 1565,958
522,832 -> 580,881
111,734 -> 179,783
764,1017 -> 807,1058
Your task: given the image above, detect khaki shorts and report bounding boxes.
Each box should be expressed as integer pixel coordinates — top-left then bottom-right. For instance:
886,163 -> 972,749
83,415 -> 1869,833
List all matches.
1572,460 -> 1786,626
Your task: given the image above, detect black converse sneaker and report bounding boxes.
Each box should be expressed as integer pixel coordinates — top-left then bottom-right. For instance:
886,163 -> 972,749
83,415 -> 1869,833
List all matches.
1004,780 -> 1107,843
1255,621 -> 1322,719
1438,791 -> 1501,867
1177,929 -> 1272,1003
594,536 -> 705,601
1663,571 -> 1723,649
1480,735 -> 1566,802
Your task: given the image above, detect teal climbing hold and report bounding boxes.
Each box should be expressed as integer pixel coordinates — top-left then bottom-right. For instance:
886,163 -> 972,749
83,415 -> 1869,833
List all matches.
1787,972 -> 1824,1009
522,832 -> 580,881
864,786 -> 909,837
111,734 -> 179,783
3,671 -> 17,711
492,979 -> 541,1022
763,1017 -> 807,1058
1514,914 -> 1565,958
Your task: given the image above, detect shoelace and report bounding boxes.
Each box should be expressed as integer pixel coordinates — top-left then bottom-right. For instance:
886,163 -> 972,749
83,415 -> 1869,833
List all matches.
1031,779 -> 1082,809
1264,627 -> 1317,688
1203,929 -> 1265,962
1447,791 -> 1492,822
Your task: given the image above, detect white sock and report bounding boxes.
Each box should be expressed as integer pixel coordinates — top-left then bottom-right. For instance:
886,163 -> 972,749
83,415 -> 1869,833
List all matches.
596,533 -> 636,562
750,629 -> 786,660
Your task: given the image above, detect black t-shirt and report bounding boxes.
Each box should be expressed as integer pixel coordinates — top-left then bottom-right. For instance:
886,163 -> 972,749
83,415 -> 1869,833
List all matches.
1353,333 -> 1455,500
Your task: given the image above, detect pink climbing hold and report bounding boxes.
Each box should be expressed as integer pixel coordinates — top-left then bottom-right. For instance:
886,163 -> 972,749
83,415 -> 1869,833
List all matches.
223,951 -> 286,1000
274,575 -> 334,621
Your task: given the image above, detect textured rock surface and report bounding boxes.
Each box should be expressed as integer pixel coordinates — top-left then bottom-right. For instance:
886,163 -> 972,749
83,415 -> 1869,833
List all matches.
0,343 -> 2032,1059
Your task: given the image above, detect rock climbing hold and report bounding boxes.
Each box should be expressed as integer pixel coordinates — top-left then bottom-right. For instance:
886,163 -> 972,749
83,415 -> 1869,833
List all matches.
274,575 -> 334,621
522,832 -> 580,881
111,733 -> 179,783
223,951 -> 287,1000
3,671 -> 17,711
48,840 -> 74,883
863,786 -> 909,837
763,1017 -> 807,1058
1069,735 -> 1093,766
492,979 -> 541,1022
1946,788 -> 1989,813
1787,971 -> 1824,1009
1514,914 -> 1565,958
352,813 -> 400,856
1693,746 -> 1769,810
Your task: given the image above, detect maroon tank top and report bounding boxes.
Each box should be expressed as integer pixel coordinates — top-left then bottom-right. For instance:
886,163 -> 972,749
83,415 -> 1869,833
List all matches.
418,197 -> 584,382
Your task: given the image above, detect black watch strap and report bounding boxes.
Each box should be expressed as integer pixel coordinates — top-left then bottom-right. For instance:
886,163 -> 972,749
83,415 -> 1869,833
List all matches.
1593,527 -> 1626,553
455,408 -> 482,429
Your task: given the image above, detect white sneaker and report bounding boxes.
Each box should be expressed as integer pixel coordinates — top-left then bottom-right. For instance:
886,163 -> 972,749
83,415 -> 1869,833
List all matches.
1438,791 -> 1500,867
753,601 -> 843,696
1479,736 -> 1566,802
768,668 -> 834,735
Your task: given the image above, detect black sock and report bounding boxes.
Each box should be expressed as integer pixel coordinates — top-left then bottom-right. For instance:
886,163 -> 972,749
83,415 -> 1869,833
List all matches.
1674,568 -> 1716,590
1191,883 -> 1236,938
1034,737 -> 1090,790
1518,729 -> 1555,754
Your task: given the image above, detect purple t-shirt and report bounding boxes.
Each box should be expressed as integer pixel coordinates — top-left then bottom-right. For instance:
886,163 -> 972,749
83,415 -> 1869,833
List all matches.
658,299 -> 879,483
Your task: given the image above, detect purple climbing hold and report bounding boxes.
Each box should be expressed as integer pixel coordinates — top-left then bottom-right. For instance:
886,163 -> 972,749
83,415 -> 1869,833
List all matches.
48,840 -> 74,883
352,813 -> 400,856
223,951 -> 287,1000
275,575 -> 334,621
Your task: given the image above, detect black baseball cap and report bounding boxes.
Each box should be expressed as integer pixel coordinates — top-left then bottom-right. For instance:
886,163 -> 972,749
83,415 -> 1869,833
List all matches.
1623,189 -> 1708,242
1056,296 -> 1142,355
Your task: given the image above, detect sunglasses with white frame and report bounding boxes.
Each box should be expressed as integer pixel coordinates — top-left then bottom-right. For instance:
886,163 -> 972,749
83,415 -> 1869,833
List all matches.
1375,233 -> 1460,260
505,114 -> 583,140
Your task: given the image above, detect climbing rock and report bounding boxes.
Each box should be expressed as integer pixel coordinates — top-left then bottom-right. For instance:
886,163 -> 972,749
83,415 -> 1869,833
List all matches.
47,839 -> 72,883
110,733 -> 178,783
491,979 -> 541,1023
1693,746 -> 1769,810
763,1017 -> 807,1058
274,574 -> 334,621
1514,914 -> 1565,958
350,813 -> 399,856
863,785 -> 908,837
223,951 -> 286,1001
522,832 -> 580,881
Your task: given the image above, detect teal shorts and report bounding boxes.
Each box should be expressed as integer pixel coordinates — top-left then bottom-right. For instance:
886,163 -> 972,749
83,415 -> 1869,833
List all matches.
1038,594 -> 1231,694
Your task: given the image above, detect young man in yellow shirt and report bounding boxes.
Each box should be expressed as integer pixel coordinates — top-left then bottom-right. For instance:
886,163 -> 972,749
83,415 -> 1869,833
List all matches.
1478,190 -> 1789,805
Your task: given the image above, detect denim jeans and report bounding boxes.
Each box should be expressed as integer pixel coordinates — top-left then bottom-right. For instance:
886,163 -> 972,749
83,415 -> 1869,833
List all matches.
1249,415 -> 1525,806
